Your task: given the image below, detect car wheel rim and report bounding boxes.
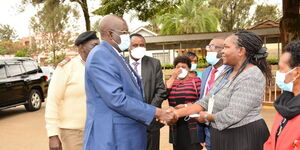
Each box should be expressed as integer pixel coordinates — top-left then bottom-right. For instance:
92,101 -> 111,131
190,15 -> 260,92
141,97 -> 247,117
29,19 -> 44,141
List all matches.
31,92 -> 41,108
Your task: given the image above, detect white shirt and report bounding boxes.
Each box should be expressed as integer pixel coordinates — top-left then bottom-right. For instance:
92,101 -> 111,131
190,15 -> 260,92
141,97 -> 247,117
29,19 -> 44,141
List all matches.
129,57 -> 142,78
203,65 -> 227,96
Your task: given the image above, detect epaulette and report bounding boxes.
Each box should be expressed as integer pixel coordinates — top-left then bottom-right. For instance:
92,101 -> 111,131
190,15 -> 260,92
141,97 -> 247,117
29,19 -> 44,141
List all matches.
58,57 -> 71,67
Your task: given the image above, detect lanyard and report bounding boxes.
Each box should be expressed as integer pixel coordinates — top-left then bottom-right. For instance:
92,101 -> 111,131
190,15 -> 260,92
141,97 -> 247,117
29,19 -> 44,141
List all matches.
213,68 -> 233,95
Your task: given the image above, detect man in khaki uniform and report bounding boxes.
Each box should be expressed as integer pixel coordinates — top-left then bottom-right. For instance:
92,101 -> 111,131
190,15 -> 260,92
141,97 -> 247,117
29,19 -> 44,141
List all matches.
45,31 -> 99,150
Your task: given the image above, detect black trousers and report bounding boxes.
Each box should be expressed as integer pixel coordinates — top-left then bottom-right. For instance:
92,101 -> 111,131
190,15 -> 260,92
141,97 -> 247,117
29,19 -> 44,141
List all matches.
147,129 -> 160,150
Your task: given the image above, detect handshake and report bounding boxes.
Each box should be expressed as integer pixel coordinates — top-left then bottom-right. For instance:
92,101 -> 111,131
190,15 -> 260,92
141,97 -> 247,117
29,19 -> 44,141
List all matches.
155,107 -> 179,125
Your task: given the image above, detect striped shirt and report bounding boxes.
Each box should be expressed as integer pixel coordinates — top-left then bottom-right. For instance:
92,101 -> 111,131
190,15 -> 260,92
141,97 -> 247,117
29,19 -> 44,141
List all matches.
168,77 -> 201,106
167,77 -> 202,144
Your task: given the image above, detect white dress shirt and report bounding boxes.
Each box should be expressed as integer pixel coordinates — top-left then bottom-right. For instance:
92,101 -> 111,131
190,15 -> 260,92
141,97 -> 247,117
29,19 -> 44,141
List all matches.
203,65 -> 227,96
129,57 -> 142,78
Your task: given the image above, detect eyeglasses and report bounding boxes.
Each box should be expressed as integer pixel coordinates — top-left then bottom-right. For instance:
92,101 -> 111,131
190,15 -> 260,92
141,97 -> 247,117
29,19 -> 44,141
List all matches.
206,45 -> 224,51
111,29 -> 131,35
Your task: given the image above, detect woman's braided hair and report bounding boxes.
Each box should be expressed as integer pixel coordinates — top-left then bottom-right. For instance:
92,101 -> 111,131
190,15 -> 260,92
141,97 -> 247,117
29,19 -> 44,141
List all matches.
232,30 -> 272,84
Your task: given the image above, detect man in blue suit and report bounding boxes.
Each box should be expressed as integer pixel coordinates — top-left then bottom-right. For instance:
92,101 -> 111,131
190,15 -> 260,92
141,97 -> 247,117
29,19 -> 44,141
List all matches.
199,37 -> 229,150
84,14 -> 176,150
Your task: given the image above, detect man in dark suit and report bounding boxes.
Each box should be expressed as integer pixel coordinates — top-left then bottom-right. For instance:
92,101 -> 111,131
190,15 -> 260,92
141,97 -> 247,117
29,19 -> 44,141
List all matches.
127,33 -> 167,150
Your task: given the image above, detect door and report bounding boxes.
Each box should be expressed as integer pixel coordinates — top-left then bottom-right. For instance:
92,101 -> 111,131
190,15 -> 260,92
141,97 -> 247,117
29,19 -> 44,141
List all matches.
4,63 -> 27,105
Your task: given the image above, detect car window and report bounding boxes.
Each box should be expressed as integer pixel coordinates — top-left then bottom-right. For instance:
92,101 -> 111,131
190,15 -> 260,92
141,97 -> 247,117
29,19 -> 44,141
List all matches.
0,65 -> 6,79
23,61 -> 38,74
6,64 -> 23,77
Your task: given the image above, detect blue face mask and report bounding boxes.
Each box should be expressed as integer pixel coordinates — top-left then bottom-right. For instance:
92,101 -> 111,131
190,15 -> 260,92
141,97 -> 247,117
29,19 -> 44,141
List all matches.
112,33 -> 130,51
190,64 -> 197,71
206,52 -> 220,65
275,68 -> 296,92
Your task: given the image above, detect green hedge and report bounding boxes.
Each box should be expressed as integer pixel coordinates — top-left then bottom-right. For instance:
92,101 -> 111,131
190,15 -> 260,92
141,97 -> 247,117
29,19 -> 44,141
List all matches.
267,57 -> 279,65
161,63 -> 174,69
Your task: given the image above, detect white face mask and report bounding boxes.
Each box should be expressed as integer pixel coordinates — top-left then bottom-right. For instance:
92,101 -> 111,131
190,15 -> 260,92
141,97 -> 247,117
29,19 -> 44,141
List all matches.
178,68 -> 188,79
190,64 -> 197,71
130,47 -> 146,59
112,33 -> 130,51
206,52 -> 220,65
275,68 -> 296,92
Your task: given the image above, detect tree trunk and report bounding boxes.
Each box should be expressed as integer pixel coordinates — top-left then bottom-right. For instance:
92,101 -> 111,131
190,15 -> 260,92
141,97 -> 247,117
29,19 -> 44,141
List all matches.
80,0 -> 91,31
280,0 -> 300,52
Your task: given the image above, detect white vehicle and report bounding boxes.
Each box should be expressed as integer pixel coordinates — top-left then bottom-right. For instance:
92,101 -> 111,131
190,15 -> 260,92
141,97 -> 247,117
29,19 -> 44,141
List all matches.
41,66 -> 54,82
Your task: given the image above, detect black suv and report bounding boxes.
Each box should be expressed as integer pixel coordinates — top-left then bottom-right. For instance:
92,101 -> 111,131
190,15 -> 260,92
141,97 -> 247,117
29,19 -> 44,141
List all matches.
0,57 -> 48,111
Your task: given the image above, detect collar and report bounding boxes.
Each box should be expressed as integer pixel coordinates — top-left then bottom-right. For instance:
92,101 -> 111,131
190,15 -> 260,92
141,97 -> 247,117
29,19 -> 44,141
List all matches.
274,91 -> 300,120
212,64 -> 226,72
129,56 -> 142,65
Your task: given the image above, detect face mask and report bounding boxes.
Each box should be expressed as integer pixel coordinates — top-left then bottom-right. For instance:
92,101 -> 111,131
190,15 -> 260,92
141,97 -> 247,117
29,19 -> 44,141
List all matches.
112,33 -> 130,51
130,47 -> 146,59
206,52 -> 220,65
275,68 -> 296,92
178,68 -> 188,79
191,64 -> 197,71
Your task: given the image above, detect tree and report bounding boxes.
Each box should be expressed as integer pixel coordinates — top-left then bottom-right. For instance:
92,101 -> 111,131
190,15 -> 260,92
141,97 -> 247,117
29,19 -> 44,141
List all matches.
208,0 -> 254,31
93,0 -> 180,22
280,0 -> 300,51
0,24 -> 17,42
156,0 -> 221,35
30,0 -> 75,65
22,0 -> 90,31
252,4 -> 281,25
0,41 -> 27,55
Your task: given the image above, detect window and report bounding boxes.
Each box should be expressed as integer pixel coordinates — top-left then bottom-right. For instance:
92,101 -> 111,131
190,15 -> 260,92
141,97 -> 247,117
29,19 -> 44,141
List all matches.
23,61 -> 38,73
6,64 -> 23,77
152,52 -> 170,64
0,65 -> 6,79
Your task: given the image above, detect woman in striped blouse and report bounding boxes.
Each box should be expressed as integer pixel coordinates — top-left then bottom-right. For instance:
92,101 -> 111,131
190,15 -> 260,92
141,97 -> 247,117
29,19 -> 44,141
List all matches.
166,56 -> 203,150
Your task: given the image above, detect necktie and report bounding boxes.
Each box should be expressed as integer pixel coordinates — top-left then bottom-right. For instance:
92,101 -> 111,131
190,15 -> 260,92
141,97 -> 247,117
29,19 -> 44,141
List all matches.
120,56 -> 138,83
205,68 -> 218,95
132,61 -> 139,74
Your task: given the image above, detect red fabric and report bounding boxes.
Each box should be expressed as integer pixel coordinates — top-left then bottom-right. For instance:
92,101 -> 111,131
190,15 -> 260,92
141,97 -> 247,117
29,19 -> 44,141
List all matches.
264,113 -> 300,150
205,68 -> 218,95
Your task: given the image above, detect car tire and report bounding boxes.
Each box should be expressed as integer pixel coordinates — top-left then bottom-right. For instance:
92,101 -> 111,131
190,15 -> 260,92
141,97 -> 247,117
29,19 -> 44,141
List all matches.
25,89 -> 42,111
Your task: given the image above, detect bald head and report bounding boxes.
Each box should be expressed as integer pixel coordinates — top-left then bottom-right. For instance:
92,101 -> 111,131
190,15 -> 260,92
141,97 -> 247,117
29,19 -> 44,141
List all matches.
99,15 -> 128,39
98,14 -> 129,51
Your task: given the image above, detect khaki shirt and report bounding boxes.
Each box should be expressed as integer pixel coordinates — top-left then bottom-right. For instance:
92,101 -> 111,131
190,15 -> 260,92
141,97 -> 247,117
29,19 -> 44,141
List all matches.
45,55 -> 86,137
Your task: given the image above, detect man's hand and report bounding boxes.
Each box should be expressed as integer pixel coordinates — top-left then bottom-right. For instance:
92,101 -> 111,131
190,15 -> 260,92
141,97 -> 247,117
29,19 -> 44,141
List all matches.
49,135 -> 62,150
155,108 -> 178,125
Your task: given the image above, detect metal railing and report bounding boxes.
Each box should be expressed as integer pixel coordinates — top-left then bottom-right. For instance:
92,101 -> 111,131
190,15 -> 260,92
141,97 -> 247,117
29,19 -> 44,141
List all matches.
263,76 -> 283,104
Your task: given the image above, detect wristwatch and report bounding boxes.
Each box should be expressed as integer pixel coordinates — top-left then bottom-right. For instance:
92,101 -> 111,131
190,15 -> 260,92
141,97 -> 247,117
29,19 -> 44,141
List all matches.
204,113 -> 209,123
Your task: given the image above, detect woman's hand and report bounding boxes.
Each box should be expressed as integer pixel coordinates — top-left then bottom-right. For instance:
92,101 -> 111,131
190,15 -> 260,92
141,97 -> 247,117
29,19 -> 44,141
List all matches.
194,111 -> 208,123
171,68 -> 182,79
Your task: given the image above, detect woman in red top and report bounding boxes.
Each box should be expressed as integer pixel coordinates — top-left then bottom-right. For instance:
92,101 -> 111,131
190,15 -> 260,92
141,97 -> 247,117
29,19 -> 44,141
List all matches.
264,40 -> 300,150
166,56 -> 203,150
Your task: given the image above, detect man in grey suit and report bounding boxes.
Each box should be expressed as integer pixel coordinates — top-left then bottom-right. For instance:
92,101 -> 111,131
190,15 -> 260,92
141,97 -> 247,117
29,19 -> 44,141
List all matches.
127,33 -> 167,150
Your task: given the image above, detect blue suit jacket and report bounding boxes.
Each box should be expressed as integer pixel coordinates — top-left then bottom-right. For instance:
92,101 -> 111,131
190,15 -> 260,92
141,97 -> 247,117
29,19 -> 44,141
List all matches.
84,41 -> 156,150
199,65 -> 231,99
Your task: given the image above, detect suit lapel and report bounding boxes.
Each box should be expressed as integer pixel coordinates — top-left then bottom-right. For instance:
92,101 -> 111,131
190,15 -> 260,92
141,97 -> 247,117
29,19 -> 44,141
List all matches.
102,42 -> 141,91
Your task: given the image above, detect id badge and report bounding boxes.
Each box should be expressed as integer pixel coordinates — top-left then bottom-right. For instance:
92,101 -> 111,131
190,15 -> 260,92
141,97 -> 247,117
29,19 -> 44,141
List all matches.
207,95 -> 215,114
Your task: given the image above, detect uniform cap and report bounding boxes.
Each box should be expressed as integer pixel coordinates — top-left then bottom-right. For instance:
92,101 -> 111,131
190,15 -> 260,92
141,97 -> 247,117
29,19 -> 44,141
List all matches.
75,31 -> 99,46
